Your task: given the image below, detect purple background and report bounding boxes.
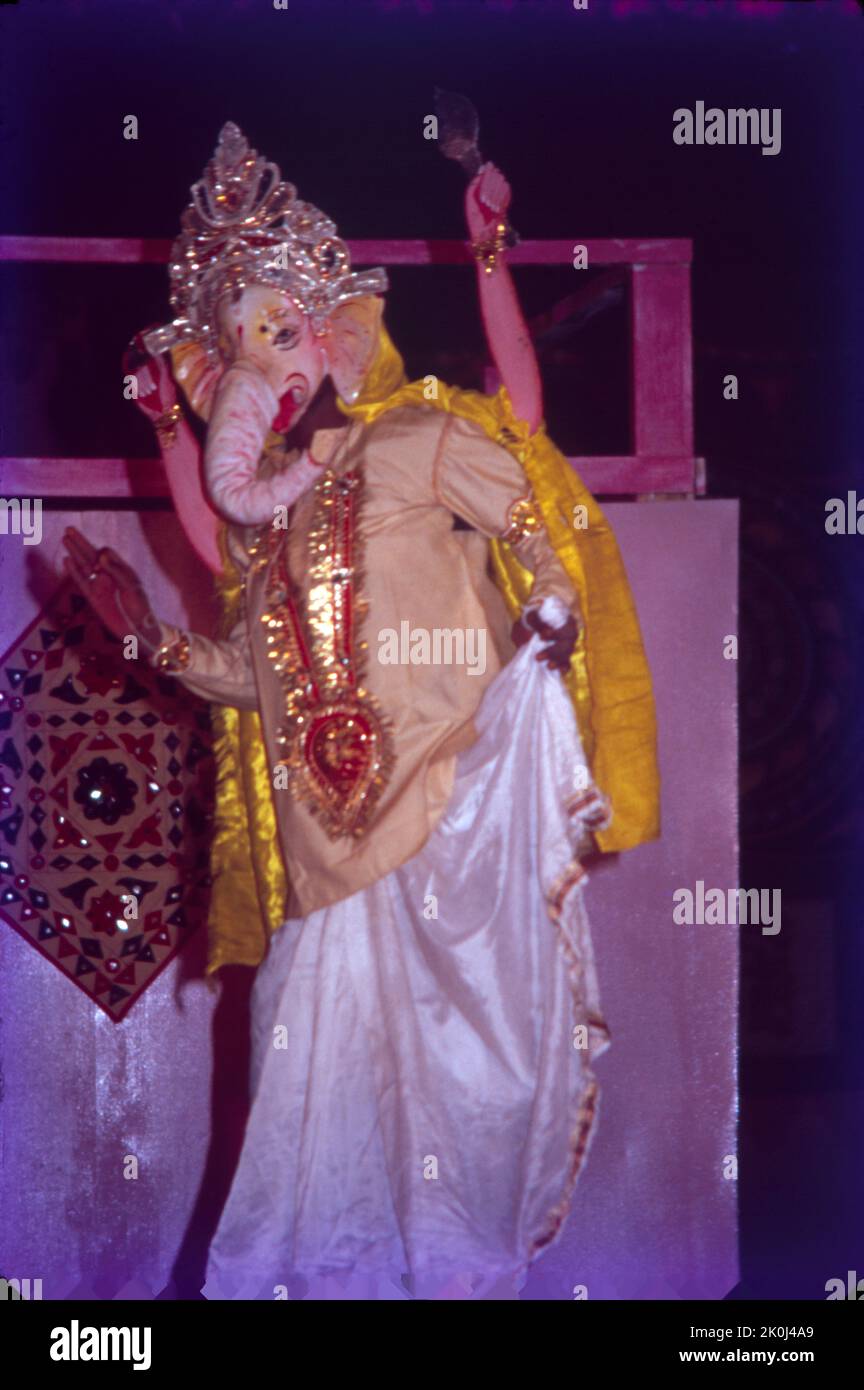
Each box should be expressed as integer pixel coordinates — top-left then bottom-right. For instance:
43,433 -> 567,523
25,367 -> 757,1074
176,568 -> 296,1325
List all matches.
1,0 -> 862,1300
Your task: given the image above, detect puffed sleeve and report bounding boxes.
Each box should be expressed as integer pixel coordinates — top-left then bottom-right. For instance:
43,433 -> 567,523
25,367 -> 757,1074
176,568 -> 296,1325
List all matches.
432,411 -> 581,627
146,526 -> 259,710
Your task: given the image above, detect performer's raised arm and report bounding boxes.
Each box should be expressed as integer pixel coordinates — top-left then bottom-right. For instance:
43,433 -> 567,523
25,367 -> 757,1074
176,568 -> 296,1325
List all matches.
465,162 -> 543,434
61,525 -> 258,710
124,333 -> 225,576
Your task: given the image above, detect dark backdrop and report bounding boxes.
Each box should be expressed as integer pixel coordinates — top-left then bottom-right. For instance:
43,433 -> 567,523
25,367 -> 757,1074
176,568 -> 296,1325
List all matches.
1,0 -> 862,1301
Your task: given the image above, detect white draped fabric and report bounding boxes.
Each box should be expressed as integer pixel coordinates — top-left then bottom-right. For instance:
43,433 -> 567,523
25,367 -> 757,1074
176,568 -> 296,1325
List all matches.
203,635 -> 612,1301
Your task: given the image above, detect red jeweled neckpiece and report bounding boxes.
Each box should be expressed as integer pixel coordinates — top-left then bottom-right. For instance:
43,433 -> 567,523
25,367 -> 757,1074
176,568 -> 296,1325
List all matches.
258,466 -> 394,839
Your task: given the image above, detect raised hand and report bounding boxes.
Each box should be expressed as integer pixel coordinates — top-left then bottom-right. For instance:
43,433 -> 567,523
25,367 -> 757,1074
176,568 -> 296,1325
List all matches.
62,526 -> 162,653
465,161 -> 512,242
123,329 -> 180,429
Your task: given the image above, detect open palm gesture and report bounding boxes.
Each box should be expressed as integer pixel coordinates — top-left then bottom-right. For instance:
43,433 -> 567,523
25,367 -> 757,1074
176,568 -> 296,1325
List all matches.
62,526 -> 162,653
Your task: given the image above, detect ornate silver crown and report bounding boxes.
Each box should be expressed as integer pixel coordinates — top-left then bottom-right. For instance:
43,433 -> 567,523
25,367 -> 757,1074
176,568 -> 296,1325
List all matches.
144,122 -> 387,357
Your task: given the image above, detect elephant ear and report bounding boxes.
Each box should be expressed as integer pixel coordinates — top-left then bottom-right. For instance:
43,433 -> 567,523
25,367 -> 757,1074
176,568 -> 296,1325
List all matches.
324,296 -> 385,404
170,341 -> 225,422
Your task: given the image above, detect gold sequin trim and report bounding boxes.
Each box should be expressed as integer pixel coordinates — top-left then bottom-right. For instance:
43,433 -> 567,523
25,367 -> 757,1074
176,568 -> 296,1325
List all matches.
527,783 -> 613,1262
152,628 -> 191,673
500,495 -> 542,546
260,467 -> 394,839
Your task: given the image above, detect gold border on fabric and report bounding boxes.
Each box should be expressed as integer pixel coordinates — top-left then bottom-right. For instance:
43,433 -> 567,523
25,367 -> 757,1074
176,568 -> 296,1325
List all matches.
261,468 -> 396,839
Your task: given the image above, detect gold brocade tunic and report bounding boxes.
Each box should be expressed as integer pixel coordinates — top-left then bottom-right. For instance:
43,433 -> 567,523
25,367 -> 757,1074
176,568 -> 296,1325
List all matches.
160,404 -> 580,918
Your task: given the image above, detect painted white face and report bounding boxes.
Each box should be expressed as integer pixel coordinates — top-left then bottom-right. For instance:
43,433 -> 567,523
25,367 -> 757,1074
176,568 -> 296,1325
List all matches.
216,284 -> 327,432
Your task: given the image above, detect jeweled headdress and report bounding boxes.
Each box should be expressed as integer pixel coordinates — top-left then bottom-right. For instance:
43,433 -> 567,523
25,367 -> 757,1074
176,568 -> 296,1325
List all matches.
143,122 -> 388,358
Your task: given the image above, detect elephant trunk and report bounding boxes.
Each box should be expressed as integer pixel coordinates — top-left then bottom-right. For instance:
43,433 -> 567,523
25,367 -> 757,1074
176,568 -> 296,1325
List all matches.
204,361 -> 281,525
204,359 -> 325,528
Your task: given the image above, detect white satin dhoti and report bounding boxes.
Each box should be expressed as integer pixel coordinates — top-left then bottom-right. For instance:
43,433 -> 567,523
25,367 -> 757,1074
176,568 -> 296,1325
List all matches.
203,636 -> 611,1300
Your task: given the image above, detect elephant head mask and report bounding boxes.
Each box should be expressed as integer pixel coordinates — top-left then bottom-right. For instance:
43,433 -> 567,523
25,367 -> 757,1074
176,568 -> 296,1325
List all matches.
143,123 -> 387,523
168,280 -> 385,430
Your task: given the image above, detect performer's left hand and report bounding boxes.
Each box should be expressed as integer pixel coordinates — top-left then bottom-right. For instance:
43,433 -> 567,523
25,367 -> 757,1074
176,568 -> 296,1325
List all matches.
465,161 -> 511,241
511,609 -> 580,674
122,328 -> 178,425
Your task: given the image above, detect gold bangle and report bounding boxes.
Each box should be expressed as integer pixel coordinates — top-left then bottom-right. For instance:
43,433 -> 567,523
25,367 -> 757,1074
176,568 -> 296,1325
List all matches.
152,629 -> 191,673
153,402 -> 183,448
471,221 -> 508,275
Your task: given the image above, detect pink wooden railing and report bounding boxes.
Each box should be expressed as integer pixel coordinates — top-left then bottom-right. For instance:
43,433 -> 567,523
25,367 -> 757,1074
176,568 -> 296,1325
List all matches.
0,236 -> 702,497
